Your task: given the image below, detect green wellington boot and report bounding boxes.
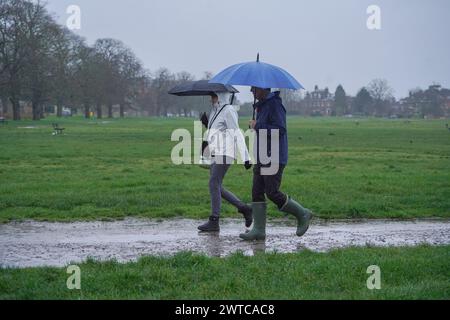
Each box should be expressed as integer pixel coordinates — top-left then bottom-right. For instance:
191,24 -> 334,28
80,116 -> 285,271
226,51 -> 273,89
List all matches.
239,202 -> 267,241
280,196 -> 313,237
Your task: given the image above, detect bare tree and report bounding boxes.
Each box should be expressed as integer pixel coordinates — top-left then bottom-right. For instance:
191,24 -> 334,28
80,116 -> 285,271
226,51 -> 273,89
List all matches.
25,13 -> 66,120
0,0 -> 31,120
113,42 -> 143,118
92,38 -> 143,118
134,72 -> 155,116
72,43 -> 98,118
173,71 -> 195,116
0,0 -> 70,120
367,79 -> 394,116
202,71 -> 213,80
151,68 -> 174,116
49,28 -> 84,117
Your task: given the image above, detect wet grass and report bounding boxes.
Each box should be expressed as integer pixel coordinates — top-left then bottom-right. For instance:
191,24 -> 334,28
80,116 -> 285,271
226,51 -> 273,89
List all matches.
0,116 -> 449,223
0,245 -> 449,299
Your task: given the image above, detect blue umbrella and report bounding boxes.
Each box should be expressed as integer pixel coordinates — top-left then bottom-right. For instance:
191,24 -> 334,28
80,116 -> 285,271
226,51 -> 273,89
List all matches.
209,54 -> 304,90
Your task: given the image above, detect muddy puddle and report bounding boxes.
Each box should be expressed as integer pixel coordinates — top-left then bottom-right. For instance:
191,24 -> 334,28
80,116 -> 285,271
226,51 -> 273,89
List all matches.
1,218 -> 449,268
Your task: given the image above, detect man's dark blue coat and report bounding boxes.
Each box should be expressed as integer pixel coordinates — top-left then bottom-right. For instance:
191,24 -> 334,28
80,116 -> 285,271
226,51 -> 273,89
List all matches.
254,91 -> 288,165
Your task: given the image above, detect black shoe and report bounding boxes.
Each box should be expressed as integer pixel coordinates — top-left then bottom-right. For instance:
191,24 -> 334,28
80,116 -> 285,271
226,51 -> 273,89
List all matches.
239,205 -> 253,228
198,216 -> 220,232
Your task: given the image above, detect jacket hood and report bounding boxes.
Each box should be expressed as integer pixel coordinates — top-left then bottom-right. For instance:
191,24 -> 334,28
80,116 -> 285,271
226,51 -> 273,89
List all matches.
255,91 -> 283,108
216,92 -> 232,106
266,91 -> 281,101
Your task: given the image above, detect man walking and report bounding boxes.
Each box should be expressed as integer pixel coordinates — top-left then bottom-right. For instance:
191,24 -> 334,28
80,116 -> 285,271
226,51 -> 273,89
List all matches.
240,87 -> 313,241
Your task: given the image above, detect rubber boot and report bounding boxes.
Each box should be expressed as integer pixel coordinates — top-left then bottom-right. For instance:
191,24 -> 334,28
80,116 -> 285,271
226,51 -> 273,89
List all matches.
198,216 -> 220,232
280,196 -> 312,237
239,202 -> 266,241
238,204 -> 253,228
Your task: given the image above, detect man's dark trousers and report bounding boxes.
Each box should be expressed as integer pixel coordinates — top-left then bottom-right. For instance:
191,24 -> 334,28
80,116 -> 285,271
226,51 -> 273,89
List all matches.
252,164 -> 287,209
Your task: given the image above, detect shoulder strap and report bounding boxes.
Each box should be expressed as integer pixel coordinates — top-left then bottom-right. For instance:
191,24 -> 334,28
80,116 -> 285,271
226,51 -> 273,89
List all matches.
208,104 -> 229,129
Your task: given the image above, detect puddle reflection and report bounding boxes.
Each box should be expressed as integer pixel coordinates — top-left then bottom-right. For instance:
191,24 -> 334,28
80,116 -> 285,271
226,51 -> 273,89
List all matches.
198,232 -> 223,257
198,231 -> 268,256
249,241 -> 267,255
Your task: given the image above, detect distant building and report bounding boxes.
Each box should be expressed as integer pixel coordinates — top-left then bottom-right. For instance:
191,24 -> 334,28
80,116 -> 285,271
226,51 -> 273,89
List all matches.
400,85 -> 450,118
392,99 -> 417,118
302,85 -> 334,116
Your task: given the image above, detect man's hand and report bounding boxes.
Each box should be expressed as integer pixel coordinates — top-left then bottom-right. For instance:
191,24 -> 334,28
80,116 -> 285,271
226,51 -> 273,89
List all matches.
244,161 -> 252,170
249,120 -> 256,129
200,112 -> 209,128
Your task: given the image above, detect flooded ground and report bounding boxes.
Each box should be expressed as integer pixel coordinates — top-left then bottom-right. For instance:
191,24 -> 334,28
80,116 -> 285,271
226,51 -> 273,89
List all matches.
1,218 -> 449,268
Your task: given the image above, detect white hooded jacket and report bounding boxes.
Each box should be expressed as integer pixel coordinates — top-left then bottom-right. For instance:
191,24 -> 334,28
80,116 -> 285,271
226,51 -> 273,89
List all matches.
206,92 -> 250,162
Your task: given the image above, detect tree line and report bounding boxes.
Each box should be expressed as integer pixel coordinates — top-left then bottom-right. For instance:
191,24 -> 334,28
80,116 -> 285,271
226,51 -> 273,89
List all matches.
270,79 -> 449,119
0,0 -> 209,120
1,1 -> 448,121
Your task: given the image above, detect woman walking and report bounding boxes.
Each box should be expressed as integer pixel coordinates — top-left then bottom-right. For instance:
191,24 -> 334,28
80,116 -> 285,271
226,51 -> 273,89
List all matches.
198,92 -> 253,232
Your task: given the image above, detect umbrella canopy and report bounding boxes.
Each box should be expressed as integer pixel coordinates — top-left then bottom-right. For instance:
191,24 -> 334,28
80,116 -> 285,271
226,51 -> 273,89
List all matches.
168,80 -> 239,96
209,54 -> 304,90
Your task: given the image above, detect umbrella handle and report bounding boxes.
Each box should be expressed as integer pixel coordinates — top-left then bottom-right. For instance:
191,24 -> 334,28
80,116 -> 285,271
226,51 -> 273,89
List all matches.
249,97 -> 256,129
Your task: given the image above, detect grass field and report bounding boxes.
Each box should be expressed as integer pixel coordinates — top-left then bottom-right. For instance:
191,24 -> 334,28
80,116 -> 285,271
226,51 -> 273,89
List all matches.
1,245 -> 449,300
0,116 -> 449,223
1,117 -> 449,300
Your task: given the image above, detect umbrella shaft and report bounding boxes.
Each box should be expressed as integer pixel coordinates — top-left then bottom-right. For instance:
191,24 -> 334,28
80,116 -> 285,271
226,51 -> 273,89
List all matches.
249,97 -> 256,129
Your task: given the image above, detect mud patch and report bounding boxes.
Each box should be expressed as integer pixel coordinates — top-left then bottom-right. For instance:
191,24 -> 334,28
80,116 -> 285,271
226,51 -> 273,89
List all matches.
1,218 -> 449,268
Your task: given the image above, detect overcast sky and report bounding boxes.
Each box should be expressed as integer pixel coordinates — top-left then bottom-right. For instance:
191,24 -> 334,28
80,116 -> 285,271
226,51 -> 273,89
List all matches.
45,0 -> 450,102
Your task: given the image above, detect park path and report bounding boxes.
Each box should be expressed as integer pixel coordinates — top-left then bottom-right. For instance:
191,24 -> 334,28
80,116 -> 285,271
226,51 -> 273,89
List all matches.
1,218 -> 449,268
